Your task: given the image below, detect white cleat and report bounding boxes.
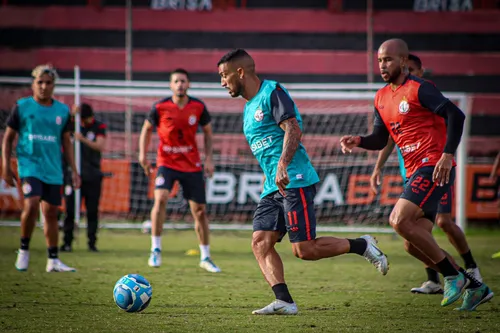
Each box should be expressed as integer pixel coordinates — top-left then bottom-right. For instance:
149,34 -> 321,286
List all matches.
199,258 -> 221,273
410,280 -> 444,294
361,235 -> 389,275
46,258 -> 76,272
15,249 -> 30,271
148,249 -> 162,268
252,300 -> 298,315
466,267 -> 483,283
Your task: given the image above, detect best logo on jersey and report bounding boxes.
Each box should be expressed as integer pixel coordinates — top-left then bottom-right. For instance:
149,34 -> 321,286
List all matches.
399,96 -> 410,114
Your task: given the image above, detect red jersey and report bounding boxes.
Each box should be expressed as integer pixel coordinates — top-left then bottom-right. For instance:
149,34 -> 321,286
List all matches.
374,75 -> 454,178
148,96 -> 211,172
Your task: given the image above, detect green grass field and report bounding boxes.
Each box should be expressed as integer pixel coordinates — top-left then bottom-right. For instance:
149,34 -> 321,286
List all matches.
1,227 -> 499,333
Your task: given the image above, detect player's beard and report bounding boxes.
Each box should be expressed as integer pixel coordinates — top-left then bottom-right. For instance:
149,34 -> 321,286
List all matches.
385,67 -> 402,83
230,81 -> 243,98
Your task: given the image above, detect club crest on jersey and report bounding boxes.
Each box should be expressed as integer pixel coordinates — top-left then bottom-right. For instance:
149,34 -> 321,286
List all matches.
86,131 -> 95,141
254,109 -> 264,122
188,115 -> 197,126
399,97 -> 410,114
55,116 -> 62,125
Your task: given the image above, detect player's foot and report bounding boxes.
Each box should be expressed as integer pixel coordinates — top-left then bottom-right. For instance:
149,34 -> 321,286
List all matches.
466,267 -> 483,283
60,244 -> 72,252
251,300 -> 298,315
15,249 -> 29,271
46,258 -> 76,272
441,272 -> 469,306
410,280 -> 443,294
88,245 -> 99,252
454,284 -> 494,311
148,249 -> 161,268
199,257 -> 221,273
360,235 -> 389,275
492,251 -> 500,259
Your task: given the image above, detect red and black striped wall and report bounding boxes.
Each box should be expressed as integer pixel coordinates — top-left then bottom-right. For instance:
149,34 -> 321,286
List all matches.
1,6 -> 500,93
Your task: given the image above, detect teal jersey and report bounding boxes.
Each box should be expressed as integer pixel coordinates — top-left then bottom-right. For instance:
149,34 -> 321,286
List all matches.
243,80 -> 319,198
396,146 -> 407,181
7,97 -> 71,185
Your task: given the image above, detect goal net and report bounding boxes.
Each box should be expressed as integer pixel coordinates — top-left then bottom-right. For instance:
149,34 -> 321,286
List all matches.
0,73 -> 470,233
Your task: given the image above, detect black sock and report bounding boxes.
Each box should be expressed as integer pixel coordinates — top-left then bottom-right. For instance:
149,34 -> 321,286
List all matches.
461,250 -> 477,269
348,238 -> 367,255
47,247 -> 58,259
20,237 -> 30,250
459,267 -> 482,289
436,258 -> 459,277
272,283 -> 294,304
426,267 -> 440,284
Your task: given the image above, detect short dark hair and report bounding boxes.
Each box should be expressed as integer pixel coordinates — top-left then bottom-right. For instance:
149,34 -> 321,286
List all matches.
217,49 -> 251,66
170,68 -> 190,80
80,103 -> 93,119
408,54 -> 422,69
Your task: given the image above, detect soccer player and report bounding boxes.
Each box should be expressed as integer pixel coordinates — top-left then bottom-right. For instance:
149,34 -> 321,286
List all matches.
217,49 -> 388,315
369,54 -> 481,294
489,151 -> 500,259
1,64 -> 80,272
61,103 -> 107,252
340,39 -> 493,311
139,68 -> 221,273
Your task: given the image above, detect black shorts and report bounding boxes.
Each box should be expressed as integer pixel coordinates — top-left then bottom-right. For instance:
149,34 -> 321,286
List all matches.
20,177 -> 62,206
154,166 -> 206,204
253,185 -> 317,243
401,166 -> 455,220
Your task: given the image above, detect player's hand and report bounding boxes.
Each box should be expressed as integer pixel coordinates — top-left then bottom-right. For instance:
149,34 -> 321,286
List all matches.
340,135 -> 361,154
204,158 -> 214,178
139,155 -> 153,176
71,104 -> 80,116
72,172 -> 81,189
433,153 -> 454,186
74,132 -> 84,141
275,162 -> 290,197
370,168 -> 382,195
1,165 -> 16,187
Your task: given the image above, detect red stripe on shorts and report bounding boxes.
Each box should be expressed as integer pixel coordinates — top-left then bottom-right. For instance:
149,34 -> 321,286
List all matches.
419,183 -> 438,208
299,188 -> 311,240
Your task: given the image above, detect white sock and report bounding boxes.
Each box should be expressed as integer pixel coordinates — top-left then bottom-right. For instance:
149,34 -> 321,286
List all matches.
151,236 -> 162,251
199,245 -> 210,260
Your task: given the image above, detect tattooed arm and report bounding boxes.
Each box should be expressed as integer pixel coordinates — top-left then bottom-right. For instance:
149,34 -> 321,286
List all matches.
271,85 -> 302,196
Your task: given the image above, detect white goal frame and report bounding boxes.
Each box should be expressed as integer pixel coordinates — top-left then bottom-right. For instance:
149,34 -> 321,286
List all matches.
0,68 -> 471,233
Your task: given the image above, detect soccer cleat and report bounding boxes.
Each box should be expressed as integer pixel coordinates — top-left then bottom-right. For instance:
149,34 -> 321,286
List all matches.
360,235 -> 389,275
441,272 -> 469,306
60,244 -> 72,252
148,249 -> 161,268
15,249 -> 30,271
46,258 -> 76,272
454,284 -> 494,311
252,300 -> 298,315
410,280 -> 444,294
466,267 -> 483,283
199,257 -> 221,273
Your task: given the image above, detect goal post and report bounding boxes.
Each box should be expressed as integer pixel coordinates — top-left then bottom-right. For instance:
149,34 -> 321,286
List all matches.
0,72 -> 470,233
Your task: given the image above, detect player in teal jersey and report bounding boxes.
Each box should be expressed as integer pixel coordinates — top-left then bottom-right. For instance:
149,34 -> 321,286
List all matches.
217,49 -> 389,315
2,65 -> 81,273
369,54 -> 481,295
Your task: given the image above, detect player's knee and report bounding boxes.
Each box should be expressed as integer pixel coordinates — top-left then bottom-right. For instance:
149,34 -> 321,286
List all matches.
192,205 -> 206,222
389,211 -> 413,235
436,215 -> 453,232
24,199 -> 39,216
292,242 -> 318,261
153,192 -> 169,208
251,232 -> 273,256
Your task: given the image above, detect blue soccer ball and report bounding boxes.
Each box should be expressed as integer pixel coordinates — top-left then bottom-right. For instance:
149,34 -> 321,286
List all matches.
113,274 -> 153,313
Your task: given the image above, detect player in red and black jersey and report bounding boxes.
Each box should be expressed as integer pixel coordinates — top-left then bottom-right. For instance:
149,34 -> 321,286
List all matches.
340,39 -> 493,311
369,54 -> 481,295
139,68 -> 220,273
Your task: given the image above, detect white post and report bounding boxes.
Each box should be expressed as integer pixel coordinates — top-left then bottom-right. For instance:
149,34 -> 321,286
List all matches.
74,66 -> 82,231
456,95 -> 471,232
